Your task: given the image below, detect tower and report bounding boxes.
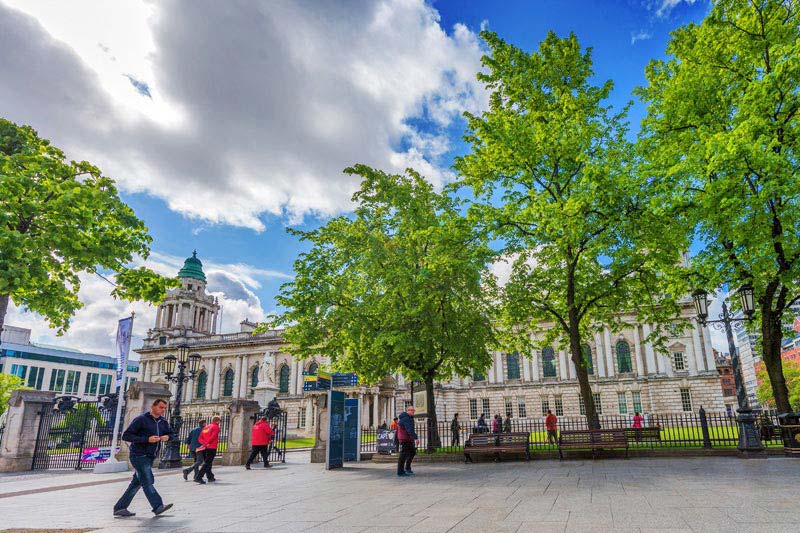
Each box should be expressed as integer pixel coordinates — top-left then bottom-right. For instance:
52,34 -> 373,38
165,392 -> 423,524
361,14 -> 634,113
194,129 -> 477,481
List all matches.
151,251 -> 220,339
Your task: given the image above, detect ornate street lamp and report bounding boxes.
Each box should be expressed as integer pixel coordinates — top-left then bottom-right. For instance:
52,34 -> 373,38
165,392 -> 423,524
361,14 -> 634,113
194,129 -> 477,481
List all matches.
159,344 -> 201,468
692,285 -> 763,454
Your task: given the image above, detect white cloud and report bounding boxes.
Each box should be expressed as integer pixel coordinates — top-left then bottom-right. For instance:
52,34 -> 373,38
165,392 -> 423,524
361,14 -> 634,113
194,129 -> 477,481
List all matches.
1,0 -> 487,231
654,0 -> 698,18
631,30 -> 652,44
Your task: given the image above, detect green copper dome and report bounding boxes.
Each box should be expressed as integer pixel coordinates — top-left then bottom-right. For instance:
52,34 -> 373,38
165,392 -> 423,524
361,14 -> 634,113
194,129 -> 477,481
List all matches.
178,250 -> 206,282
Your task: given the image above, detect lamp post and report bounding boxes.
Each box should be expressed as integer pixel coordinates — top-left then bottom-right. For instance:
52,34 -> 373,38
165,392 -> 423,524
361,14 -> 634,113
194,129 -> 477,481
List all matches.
158,343 -> 201,469
692,285 -> 763,454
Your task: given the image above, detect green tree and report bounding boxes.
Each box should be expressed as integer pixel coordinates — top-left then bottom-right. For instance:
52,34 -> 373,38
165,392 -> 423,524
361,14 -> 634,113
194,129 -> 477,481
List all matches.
0,374 -> 26,416
636,0 -> 800,413
757,360 -> 800,412
0,119 -> 177,334
268,165 -> 498,450
454,31 -> 687,428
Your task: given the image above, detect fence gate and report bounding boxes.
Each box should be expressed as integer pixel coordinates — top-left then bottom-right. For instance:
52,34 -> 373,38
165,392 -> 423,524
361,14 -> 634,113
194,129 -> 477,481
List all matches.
32,396 -> 124,470
251,408 -> 288,464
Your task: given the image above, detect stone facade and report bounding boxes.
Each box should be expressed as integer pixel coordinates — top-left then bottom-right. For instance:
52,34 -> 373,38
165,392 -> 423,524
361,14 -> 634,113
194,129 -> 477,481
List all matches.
135,253 -> 726,437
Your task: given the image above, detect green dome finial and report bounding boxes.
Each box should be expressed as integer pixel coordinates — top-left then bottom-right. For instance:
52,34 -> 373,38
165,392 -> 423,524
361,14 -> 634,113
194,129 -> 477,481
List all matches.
178,250 -> 206,282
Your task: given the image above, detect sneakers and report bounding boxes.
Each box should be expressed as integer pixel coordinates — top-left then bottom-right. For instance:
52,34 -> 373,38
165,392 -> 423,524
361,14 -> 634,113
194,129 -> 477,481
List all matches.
182,469 -> 189,481
264,463 -> 273,468
245,464 -> 251,470
153,503 -> 173,516
396,472 -> 408,477
405,469 -> 414,475
207,477 -> 217,483
193,478 -> 206,484
113,509 -> 135,517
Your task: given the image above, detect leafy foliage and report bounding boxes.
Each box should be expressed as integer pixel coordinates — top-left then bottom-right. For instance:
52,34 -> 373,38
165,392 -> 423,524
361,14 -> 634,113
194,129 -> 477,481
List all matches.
757,360 -> 800,412
0,374 -> 27,416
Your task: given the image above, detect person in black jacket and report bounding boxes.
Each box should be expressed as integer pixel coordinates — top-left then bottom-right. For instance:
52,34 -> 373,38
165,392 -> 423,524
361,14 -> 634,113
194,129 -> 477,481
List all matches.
182,420 -> 206,481
396,406 -> 418,477
113,398 -> 174,517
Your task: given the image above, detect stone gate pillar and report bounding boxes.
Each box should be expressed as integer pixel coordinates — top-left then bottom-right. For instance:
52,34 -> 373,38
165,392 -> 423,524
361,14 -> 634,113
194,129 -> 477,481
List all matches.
0,390 -> 56,472
310,392 -> 329,463
117,381 -> 172,463
220,399 -> 261,466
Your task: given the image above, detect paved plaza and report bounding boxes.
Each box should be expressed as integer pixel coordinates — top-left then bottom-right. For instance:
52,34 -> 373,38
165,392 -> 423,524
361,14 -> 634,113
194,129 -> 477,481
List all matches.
1,456 -> 799,532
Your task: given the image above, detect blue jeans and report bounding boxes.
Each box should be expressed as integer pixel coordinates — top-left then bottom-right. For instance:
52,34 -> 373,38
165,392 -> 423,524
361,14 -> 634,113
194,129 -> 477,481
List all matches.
114,455 -> 163,512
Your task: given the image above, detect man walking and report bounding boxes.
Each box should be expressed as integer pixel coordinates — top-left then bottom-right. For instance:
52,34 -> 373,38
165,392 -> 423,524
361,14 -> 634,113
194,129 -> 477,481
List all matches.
182,419 -> 206,481
245,415 -> 274,469
450,413 -> 460,447
396,406 -> 418,477
546,409 -> 558,445
113,398 -> 173,517
195,415 -> 221,483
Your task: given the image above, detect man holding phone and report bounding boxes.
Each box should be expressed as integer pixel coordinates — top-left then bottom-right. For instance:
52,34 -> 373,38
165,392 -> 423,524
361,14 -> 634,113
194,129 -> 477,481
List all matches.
113,398 -> 174,517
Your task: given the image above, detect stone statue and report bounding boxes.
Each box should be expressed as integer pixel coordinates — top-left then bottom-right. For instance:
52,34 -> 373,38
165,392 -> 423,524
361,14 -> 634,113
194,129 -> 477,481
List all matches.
260,353 -> 276,387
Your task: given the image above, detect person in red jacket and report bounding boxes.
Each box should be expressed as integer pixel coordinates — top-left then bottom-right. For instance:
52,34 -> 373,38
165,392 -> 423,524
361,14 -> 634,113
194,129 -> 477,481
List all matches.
545,409 -> 558,445
194,415 -> 220,484
245,415 -> 275,470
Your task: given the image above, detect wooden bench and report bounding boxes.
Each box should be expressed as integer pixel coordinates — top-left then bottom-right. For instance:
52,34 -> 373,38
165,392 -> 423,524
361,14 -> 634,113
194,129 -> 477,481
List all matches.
464,432 -> 531,463
558,429 -> 629,460
624,427 -> 662,442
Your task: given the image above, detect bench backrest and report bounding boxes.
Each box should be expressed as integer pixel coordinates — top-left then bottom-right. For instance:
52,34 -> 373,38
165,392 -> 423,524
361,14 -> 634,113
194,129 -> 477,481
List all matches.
467,432 -> 529,447
560,429 -> 627,444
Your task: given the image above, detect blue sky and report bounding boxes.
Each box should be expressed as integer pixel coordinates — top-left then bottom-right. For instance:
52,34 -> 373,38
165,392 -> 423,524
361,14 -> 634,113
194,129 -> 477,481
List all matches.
2,0 -> 715,355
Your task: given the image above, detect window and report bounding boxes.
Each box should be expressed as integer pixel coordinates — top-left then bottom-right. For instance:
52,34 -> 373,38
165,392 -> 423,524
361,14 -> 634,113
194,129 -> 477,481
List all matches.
65,371 -> 80,394
472,369 -> 485,382
195,371 -> 207,398
579,394 -> 586,415
298,407 -> 307,428
506,352 -> 521,380
632,391 -> 642,413
680,388 -> 693,412
582,344 -> 594,375
98,374 -> 112,395
481,398 -> 490,417
554,396 -> 564,416
616,341 -> 632,373
593,393 -> 603,415
250,367 -> 259,389
84,372 -> 99,395
27,367 -> 45,390
469,398 -> 478,419
49,369 -> 66,392
540,398 -> 550,417
279,365 -> 290,393
542,347 -> 557,378
223,368 -> 235,396
504,397 -> 513,417
673,352 -> 686,371
517,397 -> 527,418
617,392 -> 628,414
10,364 -> 27,380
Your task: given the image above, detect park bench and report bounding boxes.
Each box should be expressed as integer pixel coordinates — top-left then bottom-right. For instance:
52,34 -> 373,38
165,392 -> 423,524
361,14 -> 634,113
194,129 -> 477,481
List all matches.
558,429 -> 629,460
624,427 -> 662,442
464,432 -> 531,463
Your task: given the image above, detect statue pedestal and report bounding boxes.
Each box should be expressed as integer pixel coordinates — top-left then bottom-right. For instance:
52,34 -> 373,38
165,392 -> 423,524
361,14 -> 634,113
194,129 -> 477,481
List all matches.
253,382 -> 278,408
310,393 -> 329,463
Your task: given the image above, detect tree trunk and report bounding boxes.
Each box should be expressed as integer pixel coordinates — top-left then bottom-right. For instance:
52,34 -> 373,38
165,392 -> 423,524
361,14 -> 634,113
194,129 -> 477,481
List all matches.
0,294 -> 8,339
424,372 -> 441,452
568,308 -> 599,429
761,303 -> 791,414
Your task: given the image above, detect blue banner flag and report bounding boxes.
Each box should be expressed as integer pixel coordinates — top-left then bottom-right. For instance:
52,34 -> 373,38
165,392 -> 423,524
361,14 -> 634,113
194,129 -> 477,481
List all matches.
115,316 -> 134,388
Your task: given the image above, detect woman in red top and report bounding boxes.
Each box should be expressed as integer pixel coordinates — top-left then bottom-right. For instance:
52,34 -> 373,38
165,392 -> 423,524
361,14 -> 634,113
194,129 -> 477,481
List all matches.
632,412 -> 644,428
194,415 -> 220,483
245,416 -> 275,469
545,410 -> 558,445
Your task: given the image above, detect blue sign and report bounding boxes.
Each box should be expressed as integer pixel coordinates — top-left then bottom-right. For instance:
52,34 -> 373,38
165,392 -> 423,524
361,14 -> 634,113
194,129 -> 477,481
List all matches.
344,398 -> 360,462
332,373 -> 359,388
326,390 -> 345,469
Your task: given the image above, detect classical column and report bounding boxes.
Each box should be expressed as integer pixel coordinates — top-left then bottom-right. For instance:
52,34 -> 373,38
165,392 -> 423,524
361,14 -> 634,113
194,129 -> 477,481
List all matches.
495,352 -> 504,383
655,325 -> 671,377
594,333 -> 607,377
233,356 -> 243,399
531,349 -> 540,381
522,353 -> 531,381
185,377 -> 195,404
558,350 -> 568,380
296,361 -> 304,395
604,328 -> 615,376
642,324 -> 657,375
239,356 -> 250,398
691,324 -> 706,373
211,357 -> 221,400
290,359 -> 298,395
306,396 -> 314,428
205,359 -> 213,400
372,394 -> 379,427
633,326 -> 645,376
488,353 -> 496,384
701,324 -> 716,372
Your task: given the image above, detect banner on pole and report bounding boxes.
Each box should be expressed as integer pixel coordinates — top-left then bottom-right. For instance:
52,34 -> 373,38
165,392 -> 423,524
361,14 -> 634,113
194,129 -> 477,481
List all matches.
115,316 -> 134,388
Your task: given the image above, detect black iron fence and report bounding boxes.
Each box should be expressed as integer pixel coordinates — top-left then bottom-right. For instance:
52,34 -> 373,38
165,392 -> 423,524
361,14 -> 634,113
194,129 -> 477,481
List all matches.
360,410 -> 785,454
172,412 -> 231,459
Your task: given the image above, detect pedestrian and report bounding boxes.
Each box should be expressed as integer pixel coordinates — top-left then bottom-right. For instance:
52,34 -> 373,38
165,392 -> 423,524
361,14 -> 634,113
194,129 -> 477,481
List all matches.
492,414 -> 500,433
182,419 -> 206,481
450,413 -> 460,447
195,415 -> 221,484
390,417 -> 398,430
245,415 -> 275,470
391,416 -> 399,452
112,398 -> 173,517
545,409 -> 558,445
379,421 -> 388,429
503,414 -> 512,433
477,413 -> 488,433
632,411 -> 644,442
396,406 -> 418,477
266,397 -> 281,419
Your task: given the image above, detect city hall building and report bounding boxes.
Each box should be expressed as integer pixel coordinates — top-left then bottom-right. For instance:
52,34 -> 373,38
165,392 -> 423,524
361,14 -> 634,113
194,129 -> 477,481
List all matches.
136,253 -> 725,436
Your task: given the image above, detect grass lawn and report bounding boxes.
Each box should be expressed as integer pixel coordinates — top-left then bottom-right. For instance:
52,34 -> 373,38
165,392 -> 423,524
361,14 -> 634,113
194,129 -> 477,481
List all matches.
285,437 -> 315,449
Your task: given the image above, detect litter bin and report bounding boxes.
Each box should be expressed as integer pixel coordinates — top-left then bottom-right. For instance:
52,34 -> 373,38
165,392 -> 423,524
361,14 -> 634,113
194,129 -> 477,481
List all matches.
778,412 -> 800,455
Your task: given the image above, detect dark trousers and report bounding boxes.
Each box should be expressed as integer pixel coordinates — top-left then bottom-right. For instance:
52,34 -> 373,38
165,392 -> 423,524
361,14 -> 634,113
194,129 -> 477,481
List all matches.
246,445 -> 270,466
397,441 -> 416,474
547,429 -> 558,445
114,455 -> 163,512
452,431 -> 460,446
183,450 -> 203,478
196,448 -> 217,480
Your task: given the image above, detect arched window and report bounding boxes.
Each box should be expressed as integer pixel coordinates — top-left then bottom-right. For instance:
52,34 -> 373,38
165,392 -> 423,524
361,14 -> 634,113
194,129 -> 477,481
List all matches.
506,351 -> 521,380
308,362 -> 318,375
250,366 -> 259,388
195,370 -> 207,399
472,369 -> 485,381
616,340 -> 632,373
542,347 -> 557,378
223,368 -> 234,396
581,344 -> 594,375
279,365 -> 290,393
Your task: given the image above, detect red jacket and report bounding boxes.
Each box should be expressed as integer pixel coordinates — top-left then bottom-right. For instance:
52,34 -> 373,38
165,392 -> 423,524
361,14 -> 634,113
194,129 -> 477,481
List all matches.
545,414 -> 558,431
251,420 -> 274,446
199,422 -> 220,449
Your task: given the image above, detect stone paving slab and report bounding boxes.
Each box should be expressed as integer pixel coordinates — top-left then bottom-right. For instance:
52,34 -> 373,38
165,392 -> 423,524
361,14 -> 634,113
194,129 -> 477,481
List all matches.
0,456 -> 799,532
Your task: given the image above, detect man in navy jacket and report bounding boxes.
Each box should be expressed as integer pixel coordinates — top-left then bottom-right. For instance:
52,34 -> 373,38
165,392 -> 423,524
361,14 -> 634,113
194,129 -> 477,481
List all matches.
113,398 -> 174,517
396,406 -> 419,477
